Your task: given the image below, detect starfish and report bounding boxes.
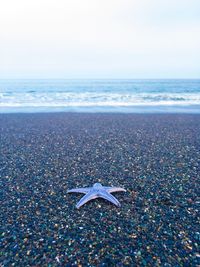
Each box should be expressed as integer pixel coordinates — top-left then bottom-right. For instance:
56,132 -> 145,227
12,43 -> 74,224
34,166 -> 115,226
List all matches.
67,183 -> 126,209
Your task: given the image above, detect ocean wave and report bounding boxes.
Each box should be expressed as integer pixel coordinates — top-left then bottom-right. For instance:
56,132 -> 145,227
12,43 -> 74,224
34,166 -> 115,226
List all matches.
0,92 -> 200,108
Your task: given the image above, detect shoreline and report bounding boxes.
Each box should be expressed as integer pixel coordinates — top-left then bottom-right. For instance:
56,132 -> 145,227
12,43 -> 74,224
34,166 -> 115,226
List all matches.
1,104 -> 200,114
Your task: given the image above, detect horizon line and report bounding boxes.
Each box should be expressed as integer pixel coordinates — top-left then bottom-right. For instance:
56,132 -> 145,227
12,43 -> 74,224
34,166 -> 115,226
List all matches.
0,78 -> 200,80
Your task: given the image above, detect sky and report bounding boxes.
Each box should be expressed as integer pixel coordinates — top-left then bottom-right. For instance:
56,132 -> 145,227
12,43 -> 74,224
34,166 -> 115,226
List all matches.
0,0 -> 200,79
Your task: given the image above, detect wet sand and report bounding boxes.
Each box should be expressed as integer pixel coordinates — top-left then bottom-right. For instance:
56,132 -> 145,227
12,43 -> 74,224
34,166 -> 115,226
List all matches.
0,113 -> 199,266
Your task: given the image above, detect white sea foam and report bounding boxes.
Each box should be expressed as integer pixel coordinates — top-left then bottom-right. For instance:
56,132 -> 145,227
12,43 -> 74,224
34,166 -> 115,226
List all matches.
0,92 -> 200,108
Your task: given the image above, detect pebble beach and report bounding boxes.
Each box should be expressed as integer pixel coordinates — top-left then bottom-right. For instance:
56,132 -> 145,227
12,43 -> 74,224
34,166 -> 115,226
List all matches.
0,113 -> 199,266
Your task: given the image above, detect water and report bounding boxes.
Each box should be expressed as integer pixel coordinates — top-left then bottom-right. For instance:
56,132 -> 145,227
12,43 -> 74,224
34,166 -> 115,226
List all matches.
0,79 -> 200,113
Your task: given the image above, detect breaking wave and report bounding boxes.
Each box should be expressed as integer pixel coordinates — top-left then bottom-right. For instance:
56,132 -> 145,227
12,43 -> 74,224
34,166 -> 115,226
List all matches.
0,79 -> 200,112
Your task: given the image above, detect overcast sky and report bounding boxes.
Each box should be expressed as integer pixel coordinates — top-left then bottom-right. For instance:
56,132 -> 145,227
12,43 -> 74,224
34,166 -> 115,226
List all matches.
0,0 -> 200,78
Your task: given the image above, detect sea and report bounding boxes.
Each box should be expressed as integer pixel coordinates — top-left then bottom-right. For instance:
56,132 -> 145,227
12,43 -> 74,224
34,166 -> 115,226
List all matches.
0,79 -> 200,113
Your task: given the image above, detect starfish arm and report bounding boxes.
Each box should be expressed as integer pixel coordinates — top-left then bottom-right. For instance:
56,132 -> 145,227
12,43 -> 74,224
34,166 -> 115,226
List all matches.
104,187 -> 126,193
100,191 -> 121,207
67,188 -> 91,194
76,192 -> 98,209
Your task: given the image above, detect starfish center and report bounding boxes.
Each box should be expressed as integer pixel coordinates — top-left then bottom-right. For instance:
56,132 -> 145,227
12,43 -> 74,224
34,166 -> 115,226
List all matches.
93,183 -> 103,189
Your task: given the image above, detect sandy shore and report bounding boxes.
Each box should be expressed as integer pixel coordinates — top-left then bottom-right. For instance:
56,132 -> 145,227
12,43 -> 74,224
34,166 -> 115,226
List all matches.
0,113 -> 199,266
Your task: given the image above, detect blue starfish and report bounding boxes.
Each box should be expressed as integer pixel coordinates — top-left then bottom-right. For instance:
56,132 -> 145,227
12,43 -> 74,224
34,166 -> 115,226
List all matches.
67,183 -> 126,209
